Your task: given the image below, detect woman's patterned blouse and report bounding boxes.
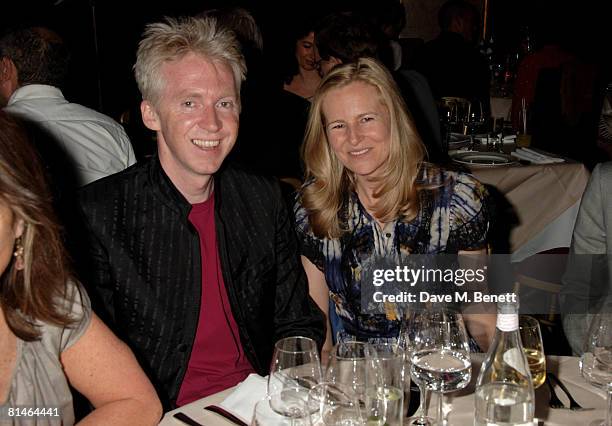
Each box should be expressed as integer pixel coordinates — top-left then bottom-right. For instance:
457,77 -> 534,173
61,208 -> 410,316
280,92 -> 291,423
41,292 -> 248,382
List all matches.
294,166 -> 489,340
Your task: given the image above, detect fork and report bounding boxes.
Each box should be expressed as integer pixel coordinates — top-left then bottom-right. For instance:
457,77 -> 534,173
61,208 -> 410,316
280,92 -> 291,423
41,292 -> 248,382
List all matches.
545,376 -> 566,409
548,373 -> 590,411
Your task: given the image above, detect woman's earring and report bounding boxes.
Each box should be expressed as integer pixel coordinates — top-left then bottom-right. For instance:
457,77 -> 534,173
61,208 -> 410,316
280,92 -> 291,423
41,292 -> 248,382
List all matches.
13,237 -> 24,270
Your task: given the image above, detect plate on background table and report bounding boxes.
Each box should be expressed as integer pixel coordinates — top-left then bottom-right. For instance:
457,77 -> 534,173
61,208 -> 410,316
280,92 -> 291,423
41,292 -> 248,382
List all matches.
448,133 -> 472,150
451,151 -> 518,167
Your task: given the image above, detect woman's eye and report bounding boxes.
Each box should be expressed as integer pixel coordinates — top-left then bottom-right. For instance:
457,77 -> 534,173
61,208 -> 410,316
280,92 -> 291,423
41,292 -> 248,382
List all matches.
303,42 -> 312,49
361,116 -> 374,123
329,123 -> 344,130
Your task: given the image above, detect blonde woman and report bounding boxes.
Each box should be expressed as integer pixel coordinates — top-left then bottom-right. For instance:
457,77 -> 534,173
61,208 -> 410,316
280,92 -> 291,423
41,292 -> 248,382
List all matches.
294,58 -> 495,354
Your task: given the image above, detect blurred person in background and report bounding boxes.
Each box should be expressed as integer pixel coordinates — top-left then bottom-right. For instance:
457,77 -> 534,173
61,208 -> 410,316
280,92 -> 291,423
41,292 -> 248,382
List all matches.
0,110 -> 161,425
414,0 -> 490,115
0,26 -> 136,187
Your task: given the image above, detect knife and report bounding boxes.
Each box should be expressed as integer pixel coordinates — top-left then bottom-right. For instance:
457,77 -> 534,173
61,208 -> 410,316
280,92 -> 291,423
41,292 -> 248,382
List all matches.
173,411 -> 205,426
204,405 -> 248,426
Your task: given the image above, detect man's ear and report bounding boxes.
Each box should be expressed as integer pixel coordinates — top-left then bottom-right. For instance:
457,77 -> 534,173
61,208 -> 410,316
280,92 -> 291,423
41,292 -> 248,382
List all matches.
140,100 -> 161,131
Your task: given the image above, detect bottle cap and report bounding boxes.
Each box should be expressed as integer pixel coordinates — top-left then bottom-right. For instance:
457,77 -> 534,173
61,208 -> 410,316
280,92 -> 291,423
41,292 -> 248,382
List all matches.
497,298 -> 520,315
497,298 -> 520,331
497,313 -> 519,331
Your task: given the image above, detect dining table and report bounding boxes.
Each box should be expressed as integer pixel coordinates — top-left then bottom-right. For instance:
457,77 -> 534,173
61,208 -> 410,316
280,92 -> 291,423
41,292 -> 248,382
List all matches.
452,142 -> 590,262
159,355 -> 607,426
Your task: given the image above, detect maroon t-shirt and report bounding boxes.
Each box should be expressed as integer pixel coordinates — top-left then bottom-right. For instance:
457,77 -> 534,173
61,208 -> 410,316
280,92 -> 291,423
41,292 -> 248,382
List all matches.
176,194 -> 254,406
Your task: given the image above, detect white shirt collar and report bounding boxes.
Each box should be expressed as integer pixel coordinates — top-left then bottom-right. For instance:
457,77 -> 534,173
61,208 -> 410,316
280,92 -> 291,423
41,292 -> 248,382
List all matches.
7,84 -> 65,106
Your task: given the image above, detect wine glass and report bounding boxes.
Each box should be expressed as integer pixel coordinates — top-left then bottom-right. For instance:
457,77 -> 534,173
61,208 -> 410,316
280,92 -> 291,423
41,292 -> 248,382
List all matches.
519,316 -> 546,389
364,342 -> 405,426
308,382 -> 364,425
467,101 -> 487,137
252,391 -> 312,426
410,309 -> 471,426
269,337 -> 323,404
325,341 -> 367,407
402,311 -> 435,426
580,312 -> 612,426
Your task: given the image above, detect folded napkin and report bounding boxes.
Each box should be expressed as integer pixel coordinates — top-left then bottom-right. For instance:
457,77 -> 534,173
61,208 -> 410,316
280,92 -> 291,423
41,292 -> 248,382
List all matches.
511,147 -> 564,164
219,373 -> 268,423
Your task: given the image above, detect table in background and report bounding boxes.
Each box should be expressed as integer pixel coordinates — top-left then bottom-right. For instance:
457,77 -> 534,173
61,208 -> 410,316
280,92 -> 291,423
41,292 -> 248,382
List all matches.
159,356 -> 606,426
467,158 -> 589,262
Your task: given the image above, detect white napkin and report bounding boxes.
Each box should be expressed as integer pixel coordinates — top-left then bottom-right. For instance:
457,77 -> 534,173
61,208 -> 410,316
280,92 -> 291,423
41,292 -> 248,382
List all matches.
219,373 -> 268,423
511,147 -> 564,164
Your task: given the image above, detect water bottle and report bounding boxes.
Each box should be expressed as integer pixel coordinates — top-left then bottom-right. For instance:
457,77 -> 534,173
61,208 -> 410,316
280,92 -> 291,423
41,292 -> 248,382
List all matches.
474,300 -> 535,426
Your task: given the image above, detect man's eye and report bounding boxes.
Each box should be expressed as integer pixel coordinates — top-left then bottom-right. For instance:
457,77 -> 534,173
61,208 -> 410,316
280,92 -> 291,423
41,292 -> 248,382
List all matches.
218,100 -> 234,109
183,101 -> 194,108
361,116 -> 374,123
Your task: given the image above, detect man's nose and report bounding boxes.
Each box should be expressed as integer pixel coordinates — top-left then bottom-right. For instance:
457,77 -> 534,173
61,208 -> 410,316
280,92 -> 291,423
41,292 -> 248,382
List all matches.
198,106 -> 221,132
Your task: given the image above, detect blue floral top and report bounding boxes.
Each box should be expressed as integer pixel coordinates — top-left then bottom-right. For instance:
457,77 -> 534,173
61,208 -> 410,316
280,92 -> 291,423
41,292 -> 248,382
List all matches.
294,167 -> 489,341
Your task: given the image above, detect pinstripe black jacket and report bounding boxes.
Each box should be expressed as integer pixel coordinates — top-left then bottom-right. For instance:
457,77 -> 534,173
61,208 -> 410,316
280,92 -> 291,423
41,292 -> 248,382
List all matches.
77,156 -> 325,408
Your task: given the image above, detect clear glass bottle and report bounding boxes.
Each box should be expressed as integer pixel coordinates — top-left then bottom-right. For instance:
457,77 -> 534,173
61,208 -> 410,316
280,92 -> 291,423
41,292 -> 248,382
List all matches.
474,300 -> 535,426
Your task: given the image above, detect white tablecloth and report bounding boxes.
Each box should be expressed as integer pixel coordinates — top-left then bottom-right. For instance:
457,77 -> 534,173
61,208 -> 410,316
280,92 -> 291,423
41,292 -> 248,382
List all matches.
160,356 -> 607,426
469,161 -> 590,262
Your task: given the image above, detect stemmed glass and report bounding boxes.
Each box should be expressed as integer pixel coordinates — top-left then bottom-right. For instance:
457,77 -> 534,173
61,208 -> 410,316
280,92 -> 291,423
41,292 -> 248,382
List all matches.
402,311 -> 435,426
325,341 -> 368,407
580,312 -> 612,426
269,336 -> 323,411
467,101 -> 486,137
252,392 -> 312,426
409,309 -> 471,426
308,382 -> 364,425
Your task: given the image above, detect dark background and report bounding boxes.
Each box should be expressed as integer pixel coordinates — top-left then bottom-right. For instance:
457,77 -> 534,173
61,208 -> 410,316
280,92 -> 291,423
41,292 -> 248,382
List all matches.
2,0 -> 608,121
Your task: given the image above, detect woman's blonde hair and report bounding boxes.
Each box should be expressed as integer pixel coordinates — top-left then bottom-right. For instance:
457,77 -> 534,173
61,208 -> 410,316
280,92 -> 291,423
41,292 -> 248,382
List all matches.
301,57 -> 425,238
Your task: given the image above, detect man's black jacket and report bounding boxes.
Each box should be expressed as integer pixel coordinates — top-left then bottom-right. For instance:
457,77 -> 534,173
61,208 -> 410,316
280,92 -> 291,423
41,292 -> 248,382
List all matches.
77,156 -> 325,408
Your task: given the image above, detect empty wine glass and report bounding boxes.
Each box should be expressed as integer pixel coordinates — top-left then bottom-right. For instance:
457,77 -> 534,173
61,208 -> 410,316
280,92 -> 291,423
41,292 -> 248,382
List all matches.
580,312 -> 612,426
364,342 -> 405,426
252,391 -> 312,426
467,101 -> 487,137
325,341 -> 367,407
269,337 -> 323,404
410,309 -> 471,426
308,382 -> 364,425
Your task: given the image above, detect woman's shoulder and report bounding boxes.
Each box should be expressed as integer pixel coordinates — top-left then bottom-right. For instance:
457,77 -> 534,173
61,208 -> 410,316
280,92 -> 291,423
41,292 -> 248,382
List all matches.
38,281 -> 92,353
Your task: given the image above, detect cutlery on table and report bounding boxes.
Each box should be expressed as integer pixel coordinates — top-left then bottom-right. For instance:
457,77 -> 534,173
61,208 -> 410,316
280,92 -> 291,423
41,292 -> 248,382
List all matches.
173,411 -> 205,426
548,372 -> 591,411
545,376 -> 566,409
204,405 -> 249,426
